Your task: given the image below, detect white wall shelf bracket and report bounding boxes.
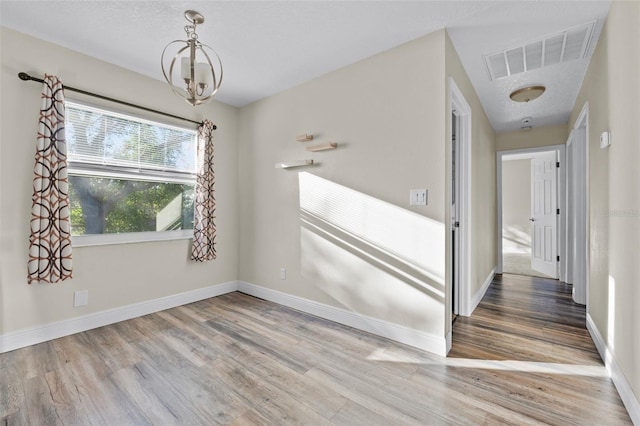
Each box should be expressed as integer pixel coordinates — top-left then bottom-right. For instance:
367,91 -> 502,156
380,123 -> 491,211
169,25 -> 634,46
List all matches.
275,159 -> 314,169
296,134 -> 314,142
307,142 -> 337,152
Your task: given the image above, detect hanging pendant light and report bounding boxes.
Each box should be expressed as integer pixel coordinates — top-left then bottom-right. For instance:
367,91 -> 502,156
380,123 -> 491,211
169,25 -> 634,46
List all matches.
161,10 -> 223,106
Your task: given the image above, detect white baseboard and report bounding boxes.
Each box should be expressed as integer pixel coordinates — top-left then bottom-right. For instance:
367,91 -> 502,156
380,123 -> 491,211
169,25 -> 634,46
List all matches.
238,281 -> 448,356
466,267 -> 496,316
2,279 -> 449,358
0,281 -> 239,353
587,314 -> 640,425
445,329 -> 452,354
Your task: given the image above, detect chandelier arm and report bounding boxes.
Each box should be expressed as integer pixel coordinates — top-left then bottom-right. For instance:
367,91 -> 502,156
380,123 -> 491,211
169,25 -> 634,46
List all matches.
182,43 -> 223,104
199,43 -> 224,92
187,40 -> 197,101
161,40 -> 189,84
166,44 -> 193,101
198,46 -> 217,93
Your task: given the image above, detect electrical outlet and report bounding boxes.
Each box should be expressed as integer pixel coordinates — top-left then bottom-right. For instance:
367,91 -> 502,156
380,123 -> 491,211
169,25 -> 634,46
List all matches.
74,290 -> 88,307
410,189 -> 428,206
280,268 -> 287,280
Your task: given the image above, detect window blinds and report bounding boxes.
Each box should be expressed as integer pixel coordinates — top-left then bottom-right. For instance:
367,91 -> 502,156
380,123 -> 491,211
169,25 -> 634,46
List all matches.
65,101 -> 197,175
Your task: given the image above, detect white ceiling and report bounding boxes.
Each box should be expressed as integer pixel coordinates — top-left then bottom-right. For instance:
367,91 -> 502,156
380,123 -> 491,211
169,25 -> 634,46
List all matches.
0,1 -> 611,133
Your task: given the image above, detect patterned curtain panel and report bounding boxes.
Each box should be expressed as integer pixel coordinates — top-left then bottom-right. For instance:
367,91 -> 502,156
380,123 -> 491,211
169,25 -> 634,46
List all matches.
28,75 -> 73,283
191,120 -> 217,261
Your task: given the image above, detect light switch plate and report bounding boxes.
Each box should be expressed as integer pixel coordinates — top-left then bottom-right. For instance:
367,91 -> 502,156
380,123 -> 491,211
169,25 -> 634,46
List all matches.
600,131 -> 611,149
410,189 -> 428,206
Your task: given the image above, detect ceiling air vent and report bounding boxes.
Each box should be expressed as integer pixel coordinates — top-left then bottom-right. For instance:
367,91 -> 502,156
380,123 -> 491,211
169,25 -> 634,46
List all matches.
484,21 -> 596,81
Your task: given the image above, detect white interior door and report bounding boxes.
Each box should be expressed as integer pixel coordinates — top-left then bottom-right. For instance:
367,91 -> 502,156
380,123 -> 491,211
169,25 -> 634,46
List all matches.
531,152 -> 558,278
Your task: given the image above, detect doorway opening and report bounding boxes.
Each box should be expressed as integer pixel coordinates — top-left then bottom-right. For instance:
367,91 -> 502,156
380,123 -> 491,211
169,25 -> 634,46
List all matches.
565,103 -> 589,306
449,77 -> 471,328
451,111 -> 460,323
497,145 -> 566,281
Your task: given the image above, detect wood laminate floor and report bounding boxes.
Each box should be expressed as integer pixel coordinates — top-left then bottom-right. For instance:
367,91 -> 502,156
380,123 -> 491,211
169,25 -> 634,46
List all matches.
1,274 -> 632,425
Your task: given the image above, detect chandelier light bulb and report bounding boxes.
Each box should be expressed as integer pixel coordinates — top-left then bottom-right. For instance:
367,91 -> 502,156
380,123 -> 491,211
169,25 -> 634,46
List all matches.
161,10 -> 223,106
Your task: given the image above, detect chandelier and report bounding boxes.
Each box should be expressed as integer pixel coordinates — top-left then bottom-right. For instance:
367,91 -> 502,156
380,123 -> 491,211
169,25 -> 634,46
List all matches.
161,10 -> 223,106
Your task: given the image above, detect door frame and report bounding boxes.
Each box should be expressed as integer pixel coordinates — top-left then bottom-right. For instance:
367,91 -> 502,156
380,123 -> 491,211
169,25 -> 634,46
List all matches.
449,77 -> 472,317
496,144 -> 566,279
565,102 -> 589,306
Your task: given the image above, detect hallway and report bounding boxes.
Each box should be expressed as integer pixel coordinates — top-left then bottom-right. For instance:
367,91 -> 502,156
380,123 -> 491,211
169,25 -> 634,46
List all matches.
450,273 -> 630,423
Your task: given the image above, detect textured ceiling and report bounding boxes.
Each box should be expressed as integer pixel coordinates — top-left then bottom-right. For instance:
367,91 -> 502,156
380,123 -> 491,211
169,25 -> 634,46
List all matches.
0,1 -> 611,133
446,1 -> 610,132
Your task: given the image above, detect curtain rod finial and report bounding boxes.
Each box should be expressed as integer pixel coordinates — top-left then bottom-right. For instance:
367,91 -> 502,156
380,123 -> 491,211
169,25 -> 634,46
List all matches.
19,72 -> 31,81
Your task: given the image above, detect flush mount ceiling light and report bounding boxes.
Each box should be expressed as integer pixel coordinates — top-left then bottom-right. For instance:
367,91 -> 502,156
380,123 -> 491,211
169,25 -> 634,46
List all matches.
161,10 -> 223,106
510,85 -> 546,103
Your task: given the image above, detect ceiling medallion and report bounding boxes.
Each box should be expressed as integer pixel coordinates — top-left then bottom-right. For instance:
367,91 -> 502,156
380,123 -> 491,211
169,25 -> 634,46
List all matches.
510,85 -> 546,103
161,10 -> 223,106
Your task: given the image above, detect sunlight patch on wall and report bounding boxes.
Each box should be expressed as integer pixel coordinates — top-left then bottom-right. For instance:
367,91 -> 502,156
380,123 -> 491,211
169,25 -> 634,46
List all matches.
608,275 -> 616,351
299,172 -> 445,282
298,172 -> 446,328
300,227 -> 443,324
502,225 -> 531,254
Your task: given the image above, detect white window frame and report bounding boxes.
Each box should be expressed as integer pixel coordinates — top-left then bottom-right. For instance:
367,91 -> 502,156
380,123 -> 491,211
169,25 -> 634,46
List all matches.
65,100 -> 198,247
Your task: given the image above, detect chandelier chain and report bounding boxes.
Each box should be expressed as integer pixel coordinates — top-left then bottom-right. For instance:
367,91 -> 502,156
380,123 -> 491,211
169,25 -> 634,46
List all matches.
185,24 -> 199,40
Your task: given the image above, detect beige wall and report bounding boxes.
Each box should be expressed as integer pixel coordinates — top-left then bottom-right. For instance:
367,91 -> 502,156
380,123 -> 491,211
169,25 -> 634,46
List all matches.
0,28 -> 240,334
238,29 -> 497,345
568,1 -> 640,406
496,124 -> 568,152
502,159 -> 531,251
238,31 -> 449,339
445,32 -> 497,315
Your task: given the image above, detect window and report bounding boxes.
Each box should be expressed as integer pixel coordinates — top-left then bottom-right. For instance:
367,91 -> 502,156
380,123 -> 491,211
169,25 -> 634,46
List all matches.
65,101 -> 198,246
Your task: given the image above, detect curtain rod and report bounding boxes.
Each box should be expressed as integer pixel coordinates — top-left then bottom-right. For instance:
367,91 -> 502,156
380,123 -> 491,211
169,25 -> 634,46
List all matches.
18,72 -> 216,129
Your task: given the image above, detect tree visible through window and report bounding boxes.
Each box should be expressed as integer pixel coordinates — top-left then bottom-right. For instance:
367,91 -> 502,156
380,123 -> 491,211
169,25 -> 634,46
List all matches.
65,102 -> 197,237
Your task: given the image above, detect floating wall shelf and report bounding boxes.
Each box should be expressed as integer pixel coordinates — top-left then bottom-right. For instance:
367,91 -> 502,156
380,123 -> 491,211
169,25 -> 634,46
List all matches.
296,133 -> 314,142
275,159 -> 314,169
307,142 -> 337,152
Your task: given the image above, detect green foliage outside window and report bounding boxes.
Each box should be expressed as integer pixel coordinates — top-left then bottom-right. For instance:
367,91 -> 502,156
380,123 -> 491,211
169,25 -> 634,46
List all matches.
68,177 -> 194,235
